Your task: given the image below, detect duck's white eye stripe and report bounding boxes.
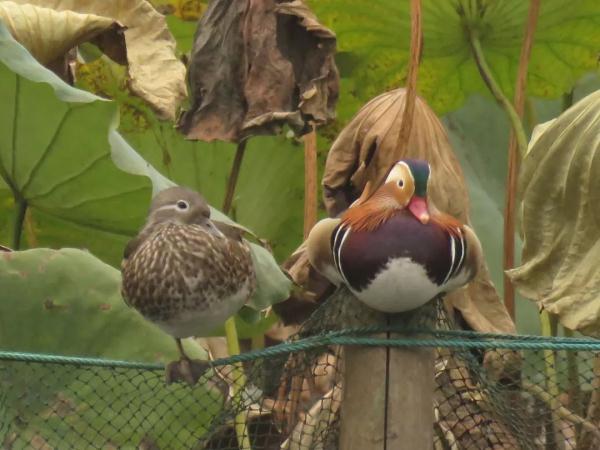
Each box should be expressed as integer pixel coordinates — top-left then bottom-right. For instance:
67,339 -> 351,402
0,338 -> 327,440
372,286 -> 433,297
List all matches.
155,204 -> 178,213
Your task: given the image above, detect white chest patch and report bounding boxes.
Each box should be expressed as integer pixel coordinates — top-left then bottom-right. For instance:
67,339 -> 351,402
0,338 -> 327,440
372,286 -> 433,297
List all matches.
156,283 -> 251,338
350,257 -> 441,313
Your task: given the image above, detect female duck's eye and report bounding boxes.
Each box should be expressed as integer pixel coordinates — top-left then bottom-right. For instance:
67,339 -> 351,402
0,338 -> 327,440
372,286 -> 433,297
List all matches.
176,200 -> 189,210
398,180 -> 404,188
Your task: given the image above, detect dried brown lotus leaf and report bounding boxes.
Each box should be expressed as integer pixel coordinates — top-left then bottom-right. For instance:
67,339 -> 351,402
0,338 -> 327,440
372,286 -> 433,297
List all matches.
274,242 -> 333,325
0,1 -> 125,79
177,0 -> 339,142
507,90 -> 600,336
291,88 -> 515,335
323,88 -> 466,218
11,0 -> 186,120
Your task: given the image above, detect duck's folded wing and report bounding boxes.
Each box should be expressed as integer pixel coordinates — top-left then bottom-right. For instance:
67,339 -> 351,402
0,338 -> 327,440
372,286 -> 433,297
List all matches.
461,224 -> 483,283
306,217 -> 344,286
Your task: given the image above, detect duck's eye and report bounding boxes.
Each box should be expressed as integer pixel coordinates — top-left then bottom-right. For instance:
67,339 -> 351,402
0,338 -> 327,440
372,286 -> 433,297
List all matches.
398,179 -> 404,188
176,200 -> 189,210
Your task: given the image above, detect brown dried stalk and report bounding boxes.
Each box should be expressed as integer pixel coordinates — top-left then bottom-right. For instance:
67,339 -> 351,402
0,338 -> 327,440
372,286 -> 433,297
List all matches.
503,0 -> 541,319
396,0 -> 423,152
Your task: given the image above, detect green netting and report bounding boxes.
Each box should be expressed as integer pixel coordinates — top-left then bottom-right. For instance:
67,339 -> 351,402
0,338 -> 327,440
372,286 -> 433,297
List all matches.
2,292 -> 600,449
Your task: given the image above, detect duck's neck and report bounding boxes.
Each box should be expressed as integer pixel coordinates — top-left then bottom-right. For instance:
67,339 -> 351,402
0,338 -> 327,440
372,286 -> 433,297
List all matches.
341,191 -> 401,232
342,192 -> 464,235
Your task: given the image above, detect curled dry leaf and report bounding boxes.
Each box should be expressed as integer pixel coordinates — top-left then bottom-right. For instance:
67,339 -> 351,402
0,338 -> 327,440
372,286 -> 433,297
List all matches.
281,386 -> 341,450
323,88 -> 465,218
286,88 -> 516,335
507,90 -> 600,336
0,1 -> 125,79
274,242 -> 335,325
435,348 -> 522,450
177,0 -> 339,142
11,0 -> 186,120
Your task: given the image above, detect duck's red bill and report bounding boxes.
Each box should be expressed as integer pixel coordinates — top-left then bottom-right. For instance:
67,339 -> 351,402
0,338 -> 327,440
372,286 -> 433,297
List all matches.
408,196 -> 430,224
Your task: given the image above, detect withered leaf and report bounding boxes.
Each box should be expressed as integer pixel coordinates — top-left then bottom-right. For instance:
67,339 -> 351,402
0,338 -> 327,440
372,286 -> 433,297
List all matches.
11,0 -> 187,120
177,0 -> 339,142
282,387 -> 341,450
0,1 -> 126,81
508,90 -> 600,336
287,88 -> 516,336
322,88 -> 466,218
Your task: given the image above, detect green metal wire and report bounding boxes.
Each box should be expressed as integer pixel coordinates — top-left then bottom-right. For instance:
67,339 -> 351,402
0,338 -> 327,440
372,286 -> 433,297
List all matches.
1,327 -> 599,369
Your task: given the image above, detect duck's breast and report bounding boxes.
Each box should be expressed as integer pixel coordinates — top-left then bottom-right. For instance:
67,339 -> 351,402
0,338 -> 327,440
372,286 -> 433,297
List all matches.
333,213 -> 463,312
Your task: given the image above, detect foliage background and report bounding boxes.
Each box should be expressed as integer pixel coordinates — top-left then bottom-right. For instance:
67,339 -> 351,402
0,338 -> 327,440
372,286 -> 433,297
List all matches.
0,0 -> 599,343
141,0 -> 600,335
0,2 -> 599,447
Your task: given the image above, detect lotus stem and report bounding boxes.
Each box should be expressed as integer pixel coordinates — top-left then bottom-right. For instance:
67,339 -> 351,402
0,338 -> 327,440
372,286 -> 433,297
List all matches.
467,16 -> 532,318
397,0 -> 422,150
468,27 -> 528,316
223,141 -> 247,216
562,90 -> 574,112
540,310 -> 562,449
468,31 -> 529,159
523,380 -> 600,441
501,0 -> 540,319
563,326 -> 583,439
222,141 -> 252,450
225,317 -> 253,450
303,126 -> 318,239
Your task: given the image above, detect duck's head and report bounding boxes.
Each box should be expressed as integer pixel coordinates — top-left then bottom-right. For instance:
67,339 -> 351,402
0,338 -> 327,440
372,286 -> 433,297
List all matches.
144,186 -> 224,236
384,159 -> 431,224
342,159 -> 432,231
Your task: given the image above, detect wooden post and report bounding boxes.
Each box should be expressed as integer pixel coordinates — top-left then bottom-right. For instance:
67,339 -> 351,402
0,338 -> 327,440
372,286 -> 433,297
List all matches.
339,297 -> 435,450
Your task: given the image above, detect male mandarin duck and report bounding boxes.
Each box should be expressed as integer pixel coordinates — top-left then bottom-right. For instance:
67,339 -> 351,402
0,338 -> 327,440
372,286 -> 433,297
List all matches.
121,187 -> 256,384
307,159 -> 482,313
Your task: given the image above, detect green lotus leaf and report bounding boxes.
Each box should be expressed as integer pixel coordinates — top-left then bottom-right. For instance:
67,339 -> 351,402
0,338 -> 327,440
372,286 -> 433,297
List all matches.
0,247 -> 204,360
0,247 -> 224,449
311,0 -> 600,115
0,22 -> 290,333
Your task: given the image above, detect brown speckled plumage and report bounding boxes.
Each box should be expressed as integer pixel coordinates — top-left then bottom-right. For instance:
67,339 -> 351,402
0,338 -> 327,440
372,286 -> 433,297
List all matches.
121,187 -> 256,340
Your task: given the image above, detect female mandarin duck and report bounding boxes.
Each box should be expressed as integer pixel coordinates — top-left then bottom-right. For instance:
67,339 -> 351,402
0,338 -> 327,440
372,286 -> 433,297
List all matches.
307,159 -> 482,313
121,187 -> 256,384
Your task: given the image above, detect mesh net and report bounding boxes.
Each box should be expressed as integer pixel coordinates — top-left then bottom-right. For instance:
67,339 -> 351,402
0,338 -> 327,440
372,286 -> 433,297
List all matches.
2,291 -> 600,450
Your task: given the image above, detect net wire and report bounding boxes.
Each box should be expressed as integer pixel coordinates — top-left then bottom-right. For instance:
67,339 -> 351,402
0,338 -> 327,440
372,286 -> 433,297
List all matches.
2,292 -> 600,450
